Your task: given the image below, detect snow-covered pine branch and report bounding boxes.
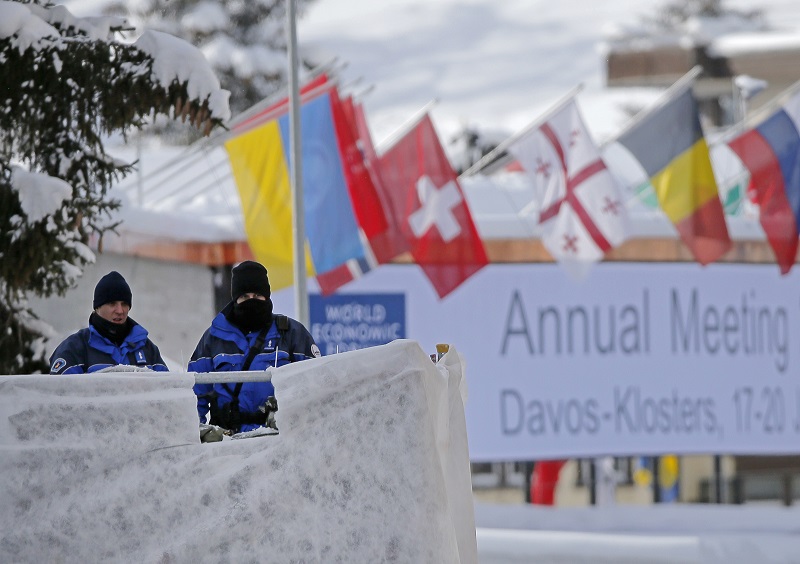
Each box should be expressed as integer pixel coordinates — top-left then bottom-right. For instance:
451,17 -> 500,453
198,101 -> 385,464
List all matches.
0,0 -> 230,374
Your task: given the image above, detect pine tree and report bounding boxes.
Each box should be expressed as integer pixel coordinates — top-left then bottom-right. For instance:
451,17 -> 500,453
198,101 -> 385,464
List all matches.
110,0 -> 317,117
650,0 -> 763,29
0,0 -> 230,374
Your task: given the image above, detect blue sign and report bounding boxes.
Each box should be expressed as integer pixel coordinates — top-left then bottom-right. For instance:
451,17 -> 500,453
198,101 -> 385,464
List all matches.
309,293 -> 406,356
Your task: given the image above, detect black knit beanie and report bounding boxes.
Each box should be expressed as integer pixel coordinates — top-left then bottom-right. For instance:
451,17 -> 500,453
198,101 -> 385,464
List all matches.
93,271 -> 132,310
231,261 -> 271,301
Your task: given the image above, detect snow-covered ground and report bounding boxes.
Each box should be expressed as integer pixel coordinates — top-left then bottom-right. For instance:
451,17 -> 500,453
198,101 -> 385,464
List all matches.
475,502 -> 800,562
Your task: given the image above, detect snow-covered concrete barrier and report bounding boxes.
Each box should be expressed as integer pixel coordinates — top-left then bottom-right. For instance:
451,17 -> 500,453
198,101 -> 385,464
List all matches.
0,340 -> 477,563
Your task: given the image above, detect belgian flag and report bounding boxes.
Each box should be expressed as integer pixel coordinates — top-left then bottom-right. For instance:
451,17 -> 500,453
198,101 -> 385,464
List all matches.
618,87 -> 732,265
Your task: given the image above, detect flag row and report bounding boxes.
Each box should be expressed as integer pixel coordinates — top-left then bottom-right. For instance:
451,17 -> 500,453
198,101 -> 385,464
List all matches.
226,75 -> 487,299
223,73 -> 800,299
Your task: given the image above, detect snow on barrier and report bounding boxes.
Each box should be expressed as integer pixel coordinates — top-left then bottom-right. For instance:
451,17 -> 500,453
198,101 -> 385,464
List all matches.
0,339 -> 477,563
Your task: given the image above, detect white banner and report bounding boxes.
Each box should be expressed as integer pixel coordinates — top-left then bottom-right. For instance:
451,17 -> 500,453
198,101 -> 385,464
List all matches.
274,263 -> 800,461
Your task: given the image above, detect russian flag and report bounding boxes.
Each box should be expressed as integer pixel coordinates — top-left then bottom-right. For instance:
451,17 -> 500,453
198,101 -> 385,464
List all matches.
727,92 -> 800,274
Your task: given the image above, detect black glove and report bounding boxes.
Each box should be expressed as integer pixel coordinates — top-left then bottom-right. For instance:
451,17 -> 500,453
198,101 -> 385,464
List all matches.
260,396 -> 279,430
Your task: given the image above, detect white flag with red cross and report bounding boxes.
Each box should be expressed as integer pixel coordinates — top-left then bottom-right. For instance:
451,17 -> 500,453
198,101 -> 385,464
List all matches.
507,98 -> 630,267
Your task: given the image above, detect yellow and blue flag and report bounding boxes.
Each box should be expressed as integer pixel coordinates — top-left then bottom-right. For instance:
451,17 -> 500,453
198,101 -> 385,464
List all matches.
225,90 -> 367,291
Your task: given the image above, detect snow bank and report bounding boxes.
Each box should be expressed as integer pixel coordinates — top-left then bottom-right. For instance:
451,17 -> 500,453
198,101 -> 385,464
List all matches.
10,165 -> 73,223
474,502 -> 800,563
474,502 -> 800,535
0,340 -> 476,563
475,527 -> 800,563
0,1 -> 59,50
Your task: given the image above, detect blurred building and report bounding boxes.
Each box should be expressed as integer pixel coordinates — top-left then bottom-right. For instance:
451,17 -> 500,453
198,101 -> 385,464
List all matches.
604,17 -> 800,127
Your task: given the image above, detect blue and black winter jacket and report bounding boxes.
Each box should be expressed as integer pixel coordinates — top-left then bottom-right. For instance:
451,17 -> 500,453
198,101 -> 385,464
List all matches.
189,302 -> 320,431
49,321 -> 169,374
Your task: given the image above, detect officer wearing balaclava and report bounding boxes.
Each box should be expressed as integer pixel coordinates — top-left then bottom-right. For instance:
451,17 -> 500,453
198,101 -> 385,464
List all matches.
189,261 -> 320,436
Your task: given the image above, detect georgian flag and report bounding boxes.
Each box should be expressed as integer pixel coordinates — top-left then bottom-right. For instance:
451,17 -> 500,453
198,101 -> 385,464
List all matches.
508,99 -> 630,269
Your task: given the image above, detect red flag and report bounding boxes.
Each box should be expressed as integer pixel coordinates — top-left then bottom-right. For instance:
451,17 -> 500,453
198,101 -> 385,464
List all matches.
315,92 -> 408,295
315,255 -> 374,296
310,90 -> 385,295
377,115 -> 488,298
330,93 -> 389,247
351,100 -> 410,264
726,91 -> 800,275
530,460 -> 567,505
319,96 -> 410,296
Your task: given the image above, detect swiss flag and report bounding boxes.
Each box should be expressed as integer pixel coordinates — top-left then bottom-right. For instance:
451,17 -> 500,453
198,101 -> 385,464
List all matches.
377,115 -> 488,298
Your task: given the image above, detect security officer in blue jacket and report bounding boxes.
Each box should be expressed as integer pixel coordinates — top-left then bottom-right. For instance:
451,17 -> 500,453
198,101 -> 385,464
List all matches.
49,271 -> 169,374
189,261 -> 320,433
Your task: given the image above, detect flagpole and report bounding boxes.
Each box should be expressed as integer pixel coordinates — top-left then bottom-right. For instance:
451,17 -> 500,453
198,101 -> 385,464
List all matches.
374,99 -> 439,153
287,0 -> 309,327
714,76 -> 800,144
127,61 -> 339,197
741,77 -> 800,127
350,84 -> 375,100
228,57 -> 341,130
459,83 -> 584,178
603,65 -> 703,146
231,81 -> 336,136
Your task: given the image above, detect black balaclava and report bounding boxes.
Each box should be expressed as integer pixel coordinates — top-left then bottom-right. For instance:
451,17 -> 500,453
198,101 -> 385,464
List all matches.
229,261 -> 274,333
90,312 -> 132,345
232,299 -> 273,334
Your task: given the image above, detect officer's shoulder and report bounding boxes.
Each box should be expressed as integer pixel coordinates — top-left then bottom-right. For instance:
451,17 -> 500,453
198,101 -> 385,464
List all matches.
51,328 -> 89,358
129,322 -> 150,338
202,324 -> 216,337
277,315 -> 308,329
61,327 -> 91,346
275,314 -> 290,331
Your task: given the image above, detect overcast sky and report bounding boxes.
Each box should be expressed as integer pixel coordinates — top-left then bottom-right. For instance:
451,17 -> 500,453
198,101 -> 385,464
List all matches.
297,0 -> 800,145
57,0 -> 800,145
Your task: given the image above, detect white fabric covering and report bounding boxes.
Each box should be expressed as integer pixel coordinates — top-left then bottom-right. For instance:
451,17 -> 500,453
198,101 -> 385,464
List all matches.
0,340 -> 477,563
